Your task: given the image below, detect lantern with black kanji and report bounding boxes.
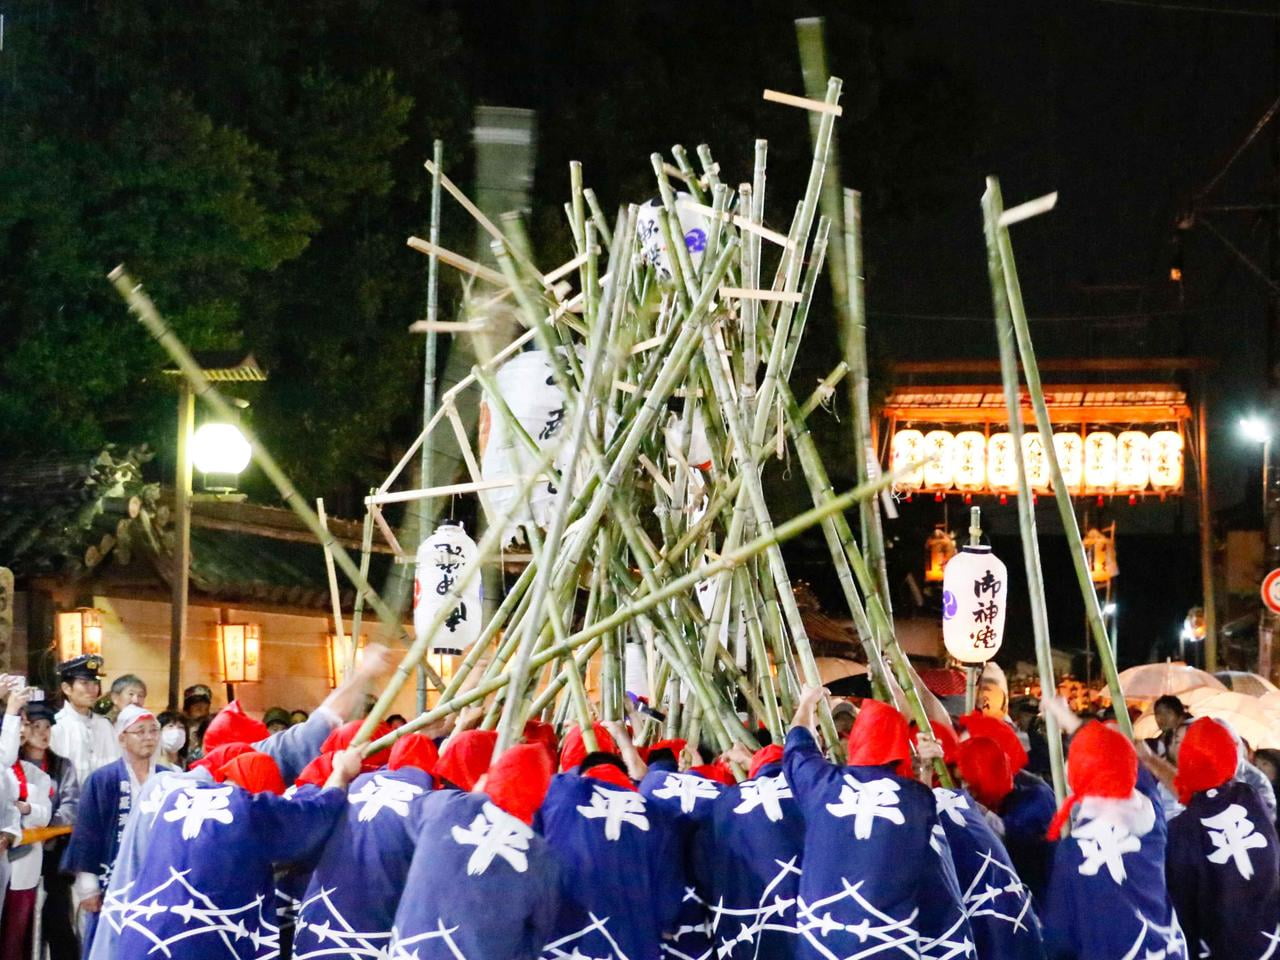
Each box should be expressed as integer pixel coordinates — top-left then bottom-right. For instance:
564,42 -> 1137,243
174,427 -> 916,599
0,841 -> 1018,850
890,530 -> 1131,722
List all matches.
941,545 -> 1008,663
924,525 -> 957,583
414,523 -> 482,655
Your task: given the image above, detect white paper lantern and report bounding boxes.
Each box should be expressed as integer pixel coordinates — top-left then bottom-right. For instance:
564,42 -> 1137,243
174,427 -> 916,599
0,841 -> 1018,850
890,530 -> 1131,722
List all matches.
953,431 -> 987,491
414,523 -> 482,655
636,193 -> 709,282
1149,430 -> 1184,491
923,430 -> 957,490
1053,432 -> 1084,492
987,433 -> 1017,492
1084,432 -> 1117,491
891,429 -> 926,492
1021,432 -> 1052,492
479,350 -> 567,544
624,641 -> 650,700
942,545 -> 1008,664
1116,431 -> 1150,492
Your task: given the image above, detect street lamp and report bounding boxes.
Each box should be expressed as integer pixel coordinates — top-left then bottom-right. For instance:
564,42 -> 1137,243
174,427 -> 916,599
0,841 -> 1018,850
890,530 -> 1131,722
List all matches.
1241,414 -> 1276,680
191,423 -> 251,492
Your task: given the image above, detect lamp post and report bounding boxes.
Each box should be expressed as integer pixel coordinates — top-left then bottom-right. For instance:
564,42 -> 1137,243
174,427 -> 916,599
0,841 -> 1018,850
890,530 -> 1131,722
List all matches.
1241,415 -> 1275,680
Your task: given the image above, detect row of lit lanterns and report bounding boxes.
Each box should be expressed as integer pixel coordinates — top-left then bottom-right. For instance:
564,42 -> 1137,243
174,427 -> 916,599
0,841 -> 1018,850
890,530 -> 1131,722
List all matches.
890,428 -> 1184,494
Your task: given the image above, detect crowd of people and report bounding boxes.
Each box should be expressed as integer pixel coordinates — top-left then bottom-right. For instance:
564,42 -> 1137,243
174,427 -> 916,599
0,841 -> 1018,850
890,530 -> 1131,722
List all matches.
0,651 -> 1273,959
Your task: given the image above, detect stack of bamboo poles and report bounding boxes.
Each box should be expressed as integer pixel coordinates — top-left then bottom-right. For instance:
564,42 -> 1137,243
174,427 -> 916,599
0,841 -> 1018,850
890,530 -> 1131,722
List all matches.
106,25 -> 1133,792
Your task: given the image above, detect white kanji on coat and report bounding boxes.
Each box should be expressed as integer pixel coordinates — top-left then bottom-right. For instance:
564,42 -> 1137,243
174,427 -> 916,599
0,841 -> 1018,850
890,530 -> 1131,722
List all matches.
934,788 -> 971,827
1073,819 -> 1142,884
652,773 -> 720,814
449,801 -> 534,876
349,776 -> 424,823
733,774 -> 793,823
163,786 -> 235,840
576,785 -> 650,841
1202,803 -> 1269,880
824,775 -> 905,839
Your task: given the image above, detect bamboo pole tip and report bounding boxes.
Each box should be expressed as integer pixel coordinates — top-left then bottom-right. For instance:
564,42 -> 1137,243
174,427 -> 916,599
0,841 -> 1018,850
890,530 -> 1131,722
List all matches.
107,264 -> 126,282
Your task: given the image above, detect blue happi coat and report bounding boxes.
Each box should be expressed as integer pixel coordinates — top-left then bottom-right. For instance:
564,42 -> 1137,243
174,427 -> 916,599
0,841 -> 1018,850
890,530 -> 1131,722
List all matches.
639,763 -> 723,960
537,772 -> 683,960
933,787 -> 1045,960
694,760 -> 805,959
63,758 -> 177,889
999,770 -> 1058,908
1166,779 -> 1280,959
784,728 -> 974,960
293,767 -> 435,959
389,789 -> 559,960
1042,772 -> 1187,960
112,781 -> 346,960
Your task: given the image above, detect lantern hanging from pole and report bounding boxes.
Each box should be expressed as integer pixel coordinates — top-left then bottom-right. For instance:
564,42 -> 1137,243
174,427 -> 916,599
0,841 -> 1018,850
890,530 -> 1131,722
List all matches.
1021,432 -> 1052,492
636,193 -> 710,282
941,545 -> 1008,663
1116,431 -> 1150,492
219,623 -> 261,684
953,431 -> 987,491
1149,430 -> 1183,491
923,430 -> 956,490
414,523 -> 482,656
1053,432 -> 1084,492
987,433 -> 1017,492
1084,432 -> 1117,491
890,428 -> 926,492
925,525 -> 957,582
1082,526 -> 1118,584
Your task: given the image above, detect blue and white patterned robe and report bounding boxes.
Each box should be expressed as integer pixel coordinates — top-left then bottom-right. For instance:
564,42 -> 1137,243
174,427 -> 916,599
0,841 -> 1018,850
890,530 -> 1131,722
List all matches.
537,773 -> 683,960
389,789 -> 559,960
111,781 -> 345,960
294,767 -> 436,959
695,759 -> 805,959
1166,779 -> 1280,960
784,727 -> 974,960
933,786 -> 1044,959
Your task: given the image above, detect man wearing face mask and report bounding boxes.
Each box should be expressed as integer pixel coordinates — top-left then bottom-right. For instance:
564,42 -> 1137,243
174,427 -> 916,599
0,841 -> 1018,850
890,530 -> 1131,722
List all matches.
155,710 -> 188,767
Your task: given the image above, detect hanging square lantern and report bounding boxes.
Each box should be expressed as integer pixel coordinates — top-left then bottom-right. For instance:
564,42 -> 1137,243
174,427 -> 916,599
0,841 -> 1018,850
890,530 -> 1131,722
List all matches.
1116,431 -> 1150,492
1020,432 -> 1052,492
942,545 -> 1009,663
986,433 -> 1018,492
890,429 -> 926,492
1149,430 -> 1184,491
219,623 -> 261,684
414,523 -> 483,656
925,525 -> 957,582
1084,432 -> 1117,491
923,430 -> 956,490
326,634 -> 368,689
56,608 -> 103,661
953,431 -> 987,491
1082,527 -> 1118,584
1053,432 -> 1084,492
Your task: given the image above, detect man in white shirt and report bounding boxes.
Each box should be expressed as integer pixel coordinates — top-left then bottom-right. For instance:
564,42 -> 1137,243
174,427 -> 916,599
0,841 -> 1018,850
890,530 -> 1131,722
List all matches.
50,656 -> 118,789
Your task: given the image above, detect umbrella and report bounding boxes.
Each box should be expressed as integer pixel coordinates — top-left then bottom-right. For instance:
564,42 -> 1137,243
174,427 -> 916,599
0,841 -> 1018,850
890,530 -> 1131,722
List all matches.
1215,671 -> 1280,699
1134,690 -> 1280,750
1117,662 -> 1226,700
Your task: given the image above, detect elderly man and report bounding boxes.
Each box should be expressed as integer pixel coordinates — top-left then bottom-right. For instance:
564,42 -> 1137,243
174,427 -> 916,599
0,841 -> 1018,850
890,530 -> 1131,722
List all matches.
62,704 -> 176,955
51,656 -> 119,788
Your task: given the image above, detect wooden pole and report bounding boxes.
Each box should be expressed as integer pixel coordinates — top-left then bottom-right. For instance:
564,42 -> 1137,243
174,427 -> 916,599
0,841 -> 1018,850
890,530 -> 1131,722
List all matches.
1197,387 -> 1219,671
169,381 -> 194,710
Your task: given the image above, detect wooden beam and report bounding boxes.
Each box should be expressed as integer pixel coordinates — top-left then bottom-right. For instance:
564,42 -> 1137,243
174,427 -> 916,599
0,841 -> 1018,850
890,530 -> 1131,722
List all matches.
878,404 -> 1193,425
188,514 -> 397,554
891,357 -> 1215,375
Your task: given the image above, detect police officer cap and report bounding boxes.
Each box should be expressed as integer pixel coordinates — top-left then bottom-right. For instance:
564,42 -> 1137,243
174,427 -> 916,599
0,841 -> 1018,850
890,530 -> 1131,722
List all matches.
58,655 -> 104,682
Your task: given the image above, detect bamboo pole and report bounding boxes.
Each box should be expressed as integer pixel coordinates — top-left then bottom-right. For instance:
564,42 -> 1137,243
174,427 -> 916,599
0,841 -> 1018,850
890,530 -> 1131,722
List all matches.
316,498 -> 349,685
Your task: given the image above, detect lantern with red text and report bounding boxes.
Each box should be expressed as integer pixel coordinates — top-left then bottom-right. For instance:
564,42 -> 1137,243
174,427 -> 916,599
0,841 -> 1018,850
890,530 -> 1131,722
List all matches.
891,429 -> 926,492
942,545 -> 1008,663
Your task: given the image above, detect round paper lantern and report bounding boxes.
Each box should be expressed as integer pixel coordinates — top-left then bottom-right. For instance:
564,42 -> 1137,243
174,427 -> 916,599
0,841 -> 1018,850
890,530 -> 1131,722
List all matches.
479,350 -> 567,544
1116,431 -> 1150,492
1021,432 -> 1052,492
636,193 -> 709,282
1053,432 -> 1084,492
986,433 -> 1017,492
923,430 -> 957,490
953,431 -> 987,492
1084,432 -> 1117,491
414,523 -> 482,655
1149,430 -> 1183,491
891,429 -> 926,492
941,545 -> 1008,664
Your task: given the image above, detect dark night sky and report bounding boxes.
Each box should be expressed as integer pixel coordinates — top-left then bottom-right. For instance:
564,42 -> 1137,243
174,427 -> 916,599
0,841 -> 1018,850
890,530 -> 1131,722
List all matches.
450,0 -> 1279,668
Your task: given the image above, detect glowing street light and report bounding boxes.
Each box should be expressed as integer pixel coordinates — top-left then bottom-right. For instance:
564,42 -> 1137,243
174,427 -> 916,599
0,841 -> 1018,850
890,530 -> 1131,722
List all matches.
191,423 -> 252,478
1240,415 -> 1271,445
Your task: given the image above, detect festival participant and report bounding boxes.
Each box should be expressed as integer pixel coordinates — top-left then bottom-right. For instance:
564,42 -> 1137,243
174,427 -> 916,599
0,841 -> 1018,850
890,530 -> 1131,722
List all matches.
292,733 -> 439,959
1040,721 -> 1187,960
51,656 -> 119,787
388,743 -> 559,959
784,686 -> 973,959
696,743 -> 805,959
931,777 -> 1044,959
435,729 -> 499,791
1165,717 -> 1280,958
0,707 -> 54,956
959,712 -> 1058,903
557,721 -> 618,772
62,704 -> 175,955
537,746 -> 682,959
22,698 -> 79,960
108,747 -> 361,959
